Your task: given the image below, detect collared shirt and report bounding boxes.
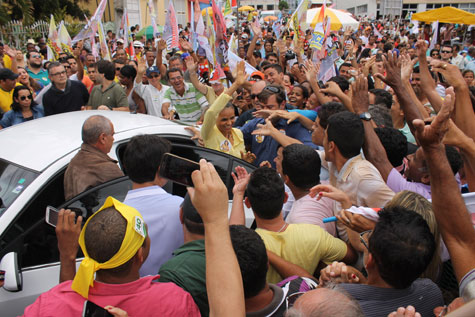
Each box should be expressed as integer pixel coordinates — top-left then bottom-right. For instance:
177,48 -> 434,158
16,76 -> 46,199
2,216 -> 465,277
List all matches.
134,81 -> 169,117
320,152 -> 395,241
88,81 -> 129,109
159,239 -> 208,316
0,105 -> 44,128
124,185 -> 184,276
23,275 -> 200,316
201,93 -> 245,158
26,66 -> 50,86
386,168 -> 432,200
240,118 -> 316,167
163,83 -> 209,122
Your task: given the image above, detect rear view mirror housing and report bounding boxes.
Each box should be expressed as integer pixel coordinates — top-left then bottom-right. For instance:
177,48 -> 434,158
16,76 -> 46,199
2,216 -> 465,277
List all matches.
0,252 -> 22,292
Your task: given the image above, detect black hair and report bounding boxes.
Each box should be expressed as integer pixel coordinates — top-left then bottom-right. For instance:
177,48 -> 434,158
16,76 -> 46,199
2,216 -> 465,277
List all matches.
292,84 -> 309,99
445,145 -> 463,176
328,76 -> 350,92
113,58 -> 126,65
368,104 -> 393,128
120,65 -> 137,79
167,67 -> 184,78
253,50 -> 262,58
374,127 -> 407,167
263,63 -> 283,74
369,206 -> 435,289
230,225 -> 268,298
258,84 -> 286,105
317,102 -> 346,129
339,62 -> 352,70
369,88 -> 393,109
282,144 -> 321,189
11,85 -> 38,112
265,52 -> 278,60
97,60 -> 116,80
327,112 -> 364,159
123,135 -> 171,183
246,167 -> 285,219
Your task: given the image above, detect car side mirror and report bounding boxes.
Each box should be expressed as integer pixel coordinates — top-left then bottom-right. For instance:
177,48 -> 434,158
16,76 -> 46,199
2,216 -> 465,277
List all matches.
0,252 -> 22,292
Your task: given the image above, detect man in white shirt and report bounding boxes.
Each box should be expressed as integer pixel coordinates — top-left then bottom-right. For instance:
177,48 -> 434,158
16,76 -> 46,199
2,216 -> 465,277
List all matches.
134,57 -> 168,116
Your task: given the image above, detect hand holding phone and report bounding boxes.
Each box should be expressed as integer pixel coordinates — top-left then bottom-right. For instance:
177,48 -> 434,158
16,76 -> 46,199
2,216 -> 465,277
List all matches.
82,300 -> 113,317
159,153 -> 200,187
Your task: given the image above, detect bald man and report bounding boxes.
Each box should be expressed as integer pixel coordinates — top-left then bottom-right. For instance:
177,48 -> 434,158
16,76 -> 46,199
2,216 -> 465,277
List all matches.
64,115 -> 124,199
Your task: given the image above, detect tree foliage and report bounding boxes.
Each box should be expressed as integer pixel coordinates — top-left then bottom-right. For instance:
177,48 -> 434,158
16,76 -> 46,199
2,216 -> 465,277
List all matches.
278,0 -> 289,11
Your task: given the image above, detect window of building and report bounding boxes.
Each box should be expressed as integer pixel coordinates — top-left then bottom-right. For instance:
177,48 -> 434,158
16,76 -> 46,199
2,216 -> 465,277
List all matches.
357,4 -> 368,14
257,5 -> 263,10
267,4 -> 274,10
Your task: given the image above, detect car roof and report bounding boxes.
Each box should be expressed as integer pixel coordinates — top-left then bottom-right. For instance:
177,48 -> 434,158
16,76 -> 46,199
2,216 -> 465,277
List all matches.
0,111 -> 189,172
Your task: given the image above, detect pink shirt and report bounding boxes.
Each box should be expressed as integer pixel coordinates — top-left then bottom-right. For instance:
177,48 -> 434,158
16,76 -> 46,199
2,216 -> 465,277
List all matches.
22,275 -> 200,317
286,194 -> 336,236
387,168 -> 431,200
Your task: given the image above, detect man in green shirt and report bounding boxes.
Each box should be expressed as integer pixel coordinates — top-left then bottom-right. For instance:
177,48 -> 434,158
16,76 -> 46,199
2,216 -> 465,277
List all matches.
87,60 -> 129,111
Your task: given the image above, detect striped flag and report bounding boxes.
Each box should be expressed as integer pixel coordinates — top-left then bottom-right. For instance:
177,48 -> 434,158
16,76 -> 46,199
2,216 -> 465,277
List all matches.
163,0 -> 179,49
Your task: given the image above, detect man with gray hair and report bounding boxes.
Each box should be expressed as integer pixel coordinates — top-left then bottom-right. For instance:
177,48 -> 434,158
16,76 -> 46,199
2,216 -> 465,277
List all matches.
285,286 -> 364,317
63,115 -> 124,199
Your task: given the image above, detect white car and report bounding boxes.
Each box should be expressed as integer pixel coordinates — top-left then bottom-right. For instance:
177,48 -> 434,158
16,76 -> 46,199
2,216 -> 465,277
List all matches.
0,111 -> 256,316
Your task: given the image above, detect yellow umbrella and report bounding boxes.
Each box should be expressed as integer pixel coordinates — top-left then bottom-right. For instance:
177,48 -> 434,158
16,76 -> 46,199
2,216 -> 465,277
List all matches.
307,7 -> 359,31
411,7 -> 475,25
264,16 -> 278,22
238,5 -> 255,12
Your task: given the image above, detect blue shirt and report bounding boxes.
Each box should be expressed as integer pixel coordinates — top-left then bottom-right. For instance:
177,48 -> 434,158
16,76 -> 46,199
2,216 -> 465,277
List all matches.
26,67 -> 50,86
240,118 -> 316,167
123,185 -> 184,276
0,105 -> 44,128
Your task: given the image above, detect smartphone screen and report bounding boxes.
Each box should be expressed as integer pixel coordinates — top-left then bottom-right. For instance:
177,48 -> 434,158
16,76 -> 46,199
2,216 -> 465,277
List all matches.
159,153 -> 200,187
82,300 -> 113,317
45,206 -> 59,227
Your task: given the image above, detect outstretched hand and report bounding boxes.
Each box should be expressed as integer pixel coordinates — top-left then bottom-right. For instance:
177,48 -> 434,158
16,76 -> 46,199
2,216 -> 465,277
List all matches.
351,75 -> 370,114
232,166 -> 251,195
413,87 -> 455,148
374,51 -> 402,89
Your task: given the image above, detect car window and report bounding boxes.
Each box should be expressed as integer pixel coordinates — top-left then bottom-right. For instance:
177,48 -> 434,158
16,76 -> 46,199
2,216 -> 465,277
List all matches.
0,168 -> 65,269
0,175 -> 131,269
0,159 -> 39,218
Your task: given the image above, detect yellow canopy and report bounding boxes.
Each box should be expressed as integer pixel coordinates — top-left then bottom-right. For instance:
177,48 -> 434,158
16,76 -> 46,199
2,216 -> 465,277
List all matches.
264,16 -> 278,22
411,7 -> 475,25
238,5 -> 255,12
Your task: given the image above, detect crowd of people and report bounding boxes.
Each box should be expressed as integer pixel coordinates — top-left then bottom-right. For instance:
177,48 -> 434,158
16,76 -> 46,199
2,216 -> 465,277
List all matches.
1,12 -> 475,317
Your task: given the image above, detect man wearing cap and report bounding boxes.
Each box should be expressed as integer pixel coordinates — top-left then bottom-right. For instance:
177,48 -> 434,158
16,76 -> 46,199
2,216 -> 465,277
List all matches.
134,56 -> 169,116
133,41 -> 144,58
22,197 -> 200,316
26,50 -> 50,86
87,60 -> 129,111
122,135 -> 184,276
0,68 -> 19,114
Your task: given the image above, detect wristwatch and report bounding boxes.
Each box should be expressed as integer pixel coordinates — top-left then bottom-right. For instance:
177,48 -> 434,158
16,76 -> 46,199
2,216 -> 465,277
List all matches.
359,112 -> 372,121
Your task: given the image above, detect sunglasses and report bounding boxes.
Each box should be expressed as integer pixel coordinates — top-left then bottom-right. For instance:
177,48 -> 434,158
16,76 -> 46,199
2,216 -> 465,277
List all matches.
359,230 -> 372,250
19,95 -> 33,101
148,74 -> 160,78
264,86 -> 282,93
441,50 -> 452,54
30,55 -> 41,58
431,53 -> 439,56
285,292 -> 306,311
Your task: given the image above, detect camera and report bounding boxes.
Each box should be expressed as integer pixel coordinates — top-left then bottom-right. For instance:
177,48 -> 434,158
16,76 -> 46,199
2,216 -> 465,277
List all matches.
285,50 -> 296,60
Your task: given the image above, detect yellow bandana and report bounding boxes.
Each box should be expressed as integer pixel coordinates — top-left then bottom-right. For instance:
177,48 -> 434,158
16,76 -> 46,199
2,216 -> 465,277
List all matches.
71,196 -> 147,299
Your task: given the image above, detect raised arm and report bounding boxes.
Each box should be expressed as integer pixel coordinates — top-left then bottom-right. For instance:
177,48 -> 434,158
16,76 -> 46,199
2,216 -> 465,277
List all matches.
400,53 -> 429,119
74,41 -> 85,81
185,56 -> 208,95
229,166 -> 250,226
246,23 -> 262,67
412,92 -> 475,284
352,75 -> 393,181
375,51 -> 423,134
56,209 -> 82,283
155,39 -> 168,77
135,55 -> 147,84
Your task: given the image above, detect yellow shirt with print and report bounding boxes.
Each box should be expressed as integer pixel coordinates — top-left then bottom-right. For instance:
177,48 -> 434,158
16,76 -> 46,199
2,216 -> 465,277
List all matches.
0,83 -> 21,113
201,92 -> 244,158
256,223 -> 347,284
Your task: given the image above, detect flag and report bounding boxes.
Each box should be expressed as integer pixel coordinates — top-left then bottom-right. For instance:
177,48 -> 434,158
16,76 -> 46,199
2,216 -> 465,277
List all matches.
163,0 -> 179,49
372,23 -> 383,40
47,15 -> 61,61
198,35 -> 215,67
309,22 -> 325,51
223,0 -> 232,16
410,20 -> 419,34
429,21 -> 439,51
272,20 -> 282,39
58,21 -> 73,56
291,0 -> 310,46
72,0 -> 108,43
148,0 -> 159,38
227,50 -> 258,76
97,20 -> 111,61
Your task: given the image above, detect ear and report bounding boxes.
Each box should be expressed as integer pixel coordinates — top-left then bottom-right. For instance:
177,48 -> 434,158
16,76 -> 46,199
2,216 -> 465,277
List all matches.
283,191 -> 288,204
179,208 -> 184,224
283,174 -> 290,185
421,173 -> 431,185
244,197 -> 251,209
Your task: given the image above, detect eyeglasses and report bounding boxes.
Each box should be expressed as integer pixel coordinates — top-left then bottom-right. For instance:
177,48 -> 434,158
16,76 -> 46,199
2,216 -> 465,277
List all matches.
149,74 -> 160,78
359,230 -> 373,250
30,54 -> 41,58
264,86 -> 282,94
51,70 -> 67,76
63,65 -> 71,69
285,292 -> 306,311
251,94 -> 259,99
19,95 -> 33,101
441,50 -> 452,54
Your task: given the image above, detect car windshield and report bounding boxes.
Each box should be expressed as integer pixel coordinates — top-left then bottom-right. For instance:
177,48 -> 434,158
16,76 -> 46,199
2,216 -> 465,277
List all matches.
0,159 -> 39,217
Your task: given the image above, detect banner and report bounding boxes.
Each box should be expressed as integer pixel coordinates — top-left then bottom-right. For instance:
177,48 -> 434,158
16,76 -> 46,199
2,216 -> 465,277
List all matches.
429,20 -> 439,51
291,0 -> 309,46
97,20 -> 111,61
47,15 -> 61,61
211,0 -> 228,65
148,0 -> 159,38
58,21 -> 73,56
309,22 -> 325,50
223,0 -> 232,16
227,50 -> 258,76
72,0 -> 108,43
163,0 -> 179,49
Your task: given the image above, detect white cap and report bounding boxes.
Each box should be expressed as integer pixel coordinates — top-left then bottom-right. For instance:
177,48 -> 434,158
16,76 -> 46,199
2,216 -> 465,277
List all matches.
133,40 -> 144,48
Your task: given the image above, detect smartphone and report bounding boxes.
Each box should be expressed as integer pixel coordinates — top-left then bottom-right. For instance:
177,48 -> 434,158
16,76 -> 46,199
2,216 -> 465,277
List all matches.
45,206 -> 59,227
159,153 -> 200,187
82,300 -> 113,317
318,80 -> 325,89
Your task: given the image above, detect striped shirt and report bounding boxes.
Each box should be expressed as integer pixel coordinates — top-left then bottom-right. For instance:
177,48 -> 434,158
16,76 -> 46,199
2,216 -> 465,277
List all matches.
163,83 -> 209,122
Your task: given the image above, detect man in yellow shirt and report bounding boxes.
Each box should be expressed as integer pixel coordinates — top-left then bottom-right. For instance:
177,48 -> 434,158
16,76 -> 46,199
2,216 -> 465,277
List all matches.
230,166 -> 357,284
0,68 -> 19,113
